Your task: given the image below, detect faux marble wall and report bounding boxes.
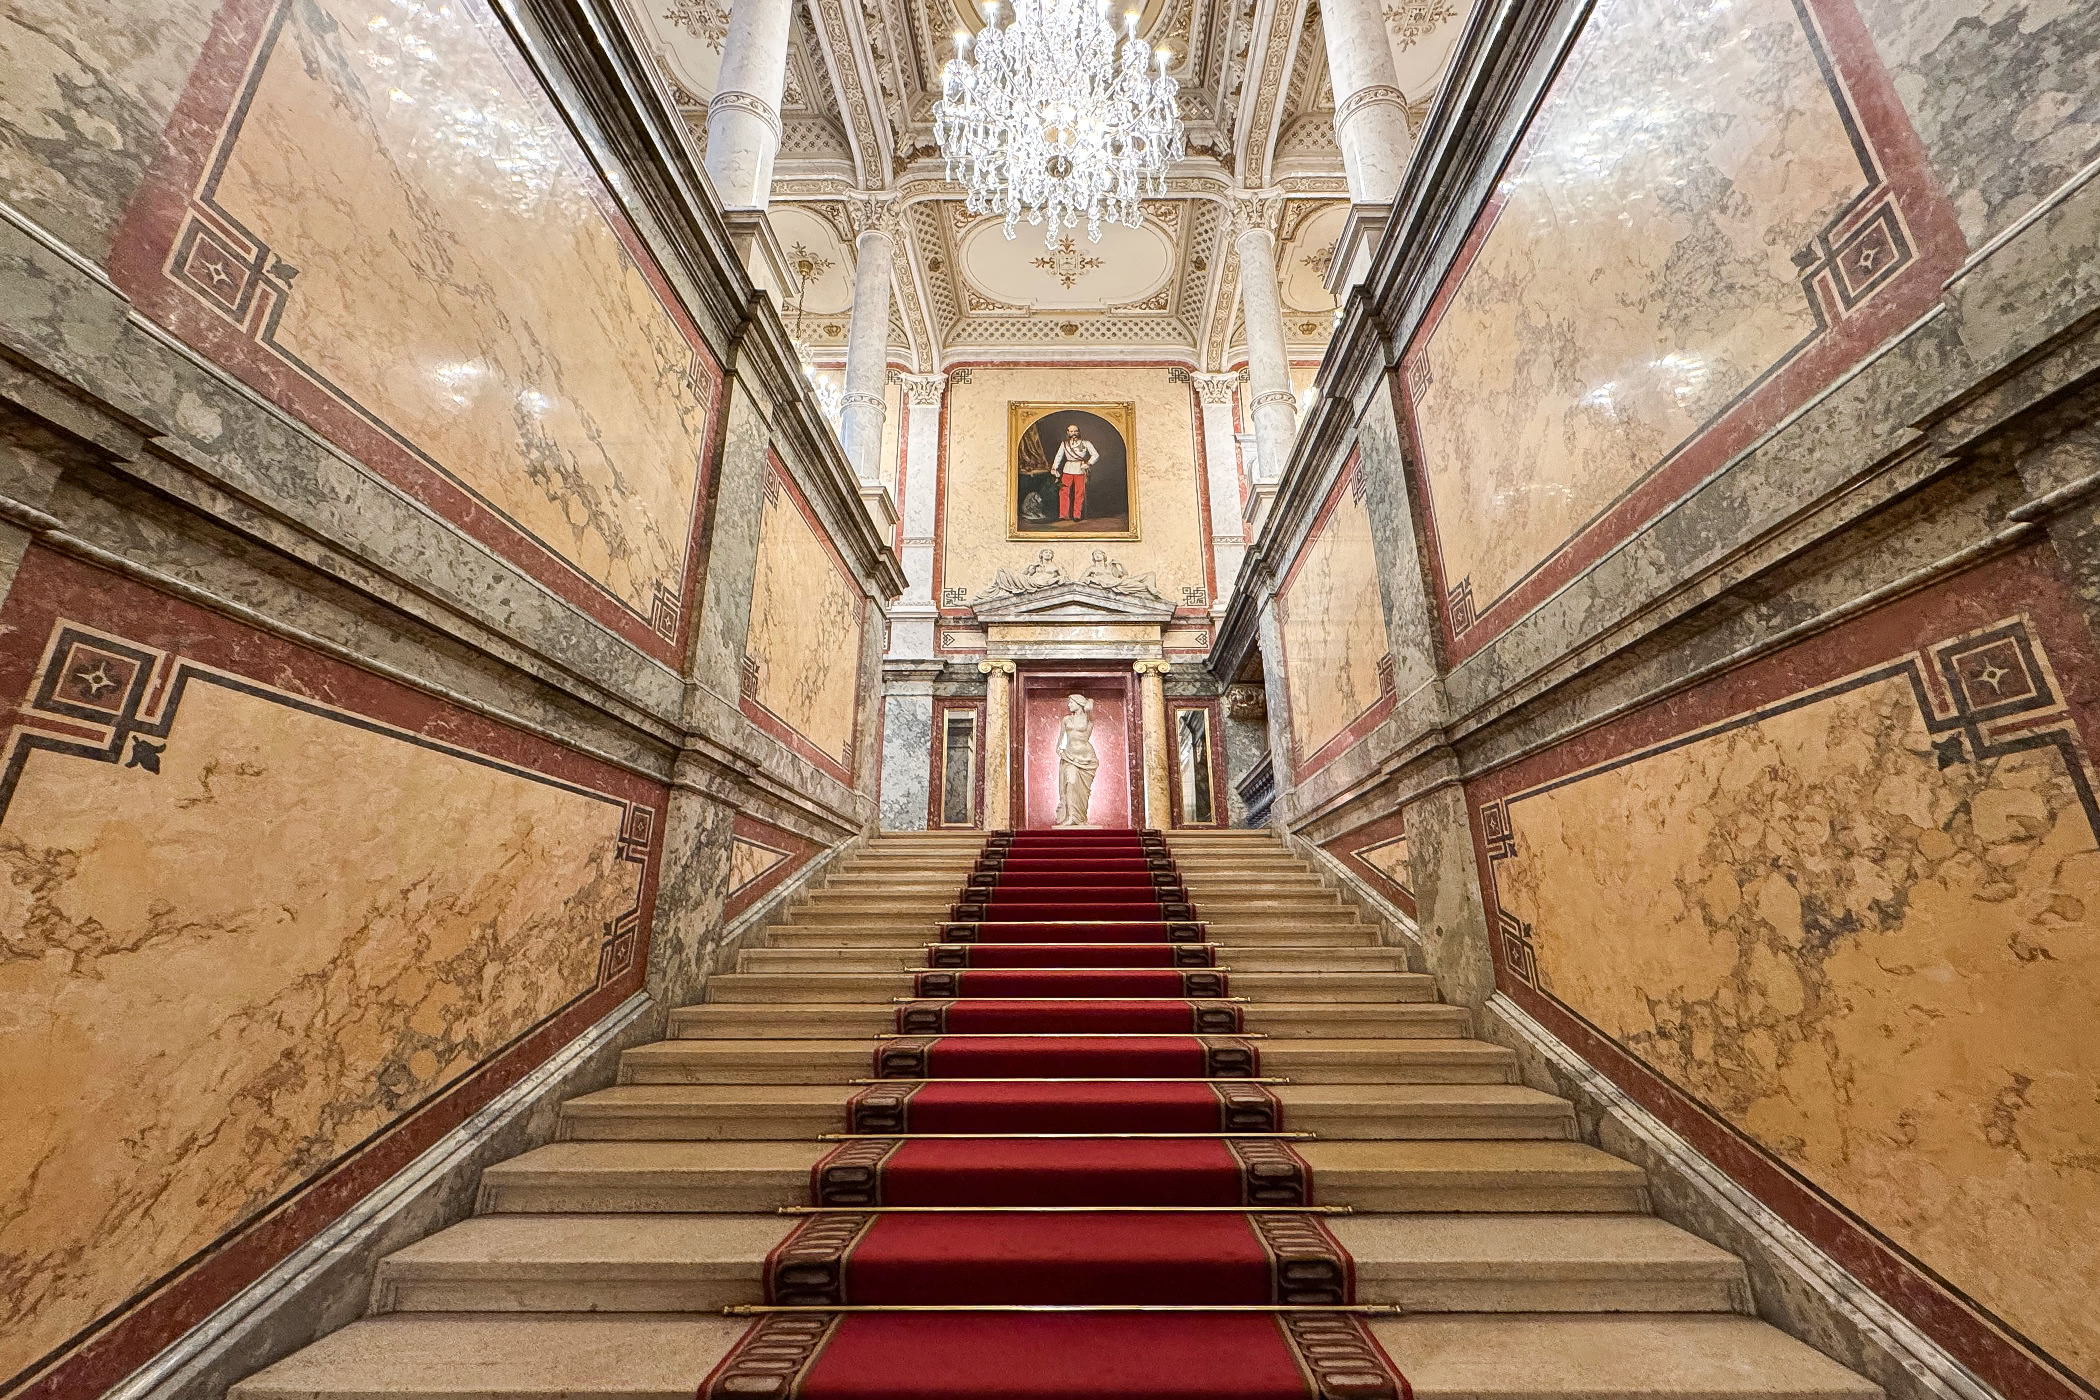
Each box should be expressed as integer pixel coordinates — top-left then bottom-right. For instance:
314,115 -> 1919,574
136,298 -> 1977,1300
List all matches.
938,366 -> 1215,615
99,0 -> 718,656
1477,552 -> 2100,1394
0,548 -> 660,1393
1274,463 -> 1392,777
1401,0 -> 1962,657
742,460 -> 866,783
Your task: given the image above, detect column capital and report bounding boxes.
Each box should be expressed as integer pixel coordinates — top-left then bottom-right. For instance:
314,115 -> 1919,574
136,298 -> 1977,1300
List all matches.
1191,371 -> 1245,405
1227,190 -> 1285,242
845,193 -> 904,244
1132,659 -> 1172,676
897,373 -> 949,406
978,659 -> 1017,676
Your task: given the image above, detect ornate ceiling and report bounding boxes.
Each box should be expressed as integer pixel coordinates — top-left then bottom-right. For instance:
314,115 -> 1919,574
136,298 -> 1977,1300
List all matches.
612,0 -> 1477,370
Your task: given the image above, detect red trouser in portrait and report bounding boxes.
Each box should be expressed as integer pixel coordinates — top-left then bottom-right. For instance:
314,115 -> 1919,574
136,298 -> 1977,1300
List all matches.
1060,473 -> 1088,520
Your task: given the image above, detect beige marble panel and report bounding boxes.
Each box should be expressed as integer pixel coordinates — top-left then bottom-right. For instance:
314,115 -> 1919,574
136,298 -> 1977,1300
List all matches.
727,835 -> 789,895
1279,480 -> 1387,767
1413,0 -> 1868,612
747,479 -> 863,767
1496,670 -> 2100,1381
941,367 -> 1208,607
0,680 -> 636,1383
208,0 -> 708,616
1358,835 -> 1412,891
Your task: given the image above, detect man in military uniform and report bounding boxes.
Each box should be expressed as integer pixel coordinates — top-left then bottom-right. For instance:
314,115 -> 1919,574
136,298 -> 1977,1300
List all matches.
1049,422 -> 1100,521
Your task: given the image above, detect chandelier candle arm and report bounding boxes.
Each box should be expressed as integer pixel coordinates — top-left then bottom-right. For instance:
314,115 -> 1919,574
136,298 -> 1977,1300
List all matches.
934,0 -> 1186,245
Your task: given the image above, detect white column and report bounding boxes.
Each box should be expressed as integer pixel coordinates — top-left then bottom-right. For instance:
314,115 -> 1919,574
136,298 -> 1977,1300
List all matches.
1134,660 -> 1172,829
1192,372 -> 1247,612
704,0 -> 793,211
1320,0 -> 1412,206
840,204 -> 898,485
980,660 -> 1016,830
1234,209 -> 1298,489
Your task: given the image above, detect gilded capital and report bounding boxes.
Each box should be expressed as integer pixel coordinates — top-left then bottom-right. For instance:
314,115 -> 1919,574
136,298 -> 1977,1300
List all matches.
1132,660 -> 1172,676
978,659 -> 1017,677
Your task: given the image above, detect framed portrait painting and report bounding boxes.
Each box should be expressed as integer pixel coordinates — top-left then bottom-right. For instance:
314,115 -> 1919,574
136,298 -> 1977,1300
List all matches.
1007,402 -> 1138,540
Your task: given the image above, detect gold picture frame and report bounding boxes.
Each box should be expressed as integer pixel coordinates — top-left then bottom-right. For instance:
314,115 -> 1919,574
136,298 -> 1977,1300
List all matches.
1007,401 -> 1139,541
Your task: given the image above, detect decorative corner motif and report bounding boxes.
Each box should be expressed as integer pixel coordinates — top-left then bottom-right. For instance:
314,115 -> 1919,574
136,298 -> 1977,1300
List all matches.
739,653 -> 762,700
1,626 -> 174,821
1447,576 -> 1477,633
1793,190 -> 1913,323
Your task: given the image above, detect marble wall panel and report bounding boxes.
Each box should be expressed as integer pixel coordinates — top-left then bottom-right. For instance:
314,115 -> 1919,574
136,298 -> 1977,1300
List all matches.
1402,0 -> 1964,662
937,366 -> 1215,625
1275,459 -> 1394,778
1854,0 -> 2100,248
721,812 -> 820,923
1328,810 -> 1416,918
741,458 -> 865,785
879,693 -> 935,831
1473,546 -> 2100,1399
0,0 -> 217,260
0,546 -> 660,1397
106,0 -> 719,661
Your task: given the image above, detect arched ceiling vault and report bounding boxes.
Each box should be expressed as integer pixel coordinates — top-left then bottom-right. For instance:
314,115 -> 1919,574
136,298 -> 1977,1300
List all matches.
613,0 -> 1478,370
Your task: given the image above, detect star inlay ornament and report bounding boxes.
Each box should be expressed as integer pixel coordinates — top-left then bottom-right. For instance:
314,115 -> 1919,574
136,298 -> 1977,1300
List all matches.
199,257 -> 233,287
73,662 -> 120,698
1032,237 -> 1105,289
1970,659 -> 2012,694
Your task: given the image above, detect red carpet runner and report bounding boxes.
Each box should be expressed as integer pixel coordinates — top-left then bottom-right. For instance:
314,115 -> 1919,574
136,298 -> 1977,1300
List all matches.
701,829 -> 1410,1400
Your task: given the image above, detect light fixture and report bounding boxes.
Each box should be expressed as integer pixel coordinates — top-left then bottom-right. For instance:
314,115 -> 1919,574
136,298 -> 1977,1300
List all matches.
933,1 -> 1185,245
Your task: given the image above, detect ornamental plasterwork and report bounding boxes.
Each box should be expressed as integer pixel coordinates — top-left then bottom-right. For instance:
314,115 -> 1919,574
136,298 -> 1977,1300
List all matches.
661,0 -> 727,49
1384,0 -> 1460,48
1032,238 -> 1107,290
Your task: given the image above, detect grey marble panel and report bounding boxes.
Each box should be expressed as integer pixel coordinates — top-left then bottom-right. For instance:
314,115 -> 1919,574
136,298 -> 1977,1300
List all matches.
880,693 -> 934,831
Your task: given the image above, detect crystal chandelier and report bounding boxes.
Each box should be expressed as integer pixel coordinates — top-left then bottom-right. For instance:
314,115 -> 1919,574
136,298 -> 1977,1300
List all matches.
934,1 -> 1186,245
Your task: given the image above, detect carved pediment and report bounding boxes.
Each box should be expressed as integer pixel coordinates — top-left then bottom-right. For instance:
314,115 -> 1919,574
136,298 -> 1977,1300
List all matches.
969,583 -> 1177,627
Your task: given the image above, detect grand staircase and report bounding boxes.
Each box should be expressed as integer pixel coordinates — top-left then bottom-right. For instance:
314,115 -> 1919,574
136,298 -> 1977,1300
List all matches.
233,829 -> 1883,1399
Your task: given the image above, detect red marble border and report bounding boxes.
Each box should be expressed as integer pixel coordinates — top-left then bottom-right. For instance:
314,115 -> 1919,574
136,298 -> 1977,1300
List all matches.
1467,543 -> 2100,1400
737,452 -> 867,789
0,545 -> 666,1400
1323,808 -> 1416,918
928,696 -> 990,829
723,812 -> 822,923
1398,0 -> 1970,667
929,361 -> 1223,651
1274,452 -> 1397,781
104,0 -> 723,667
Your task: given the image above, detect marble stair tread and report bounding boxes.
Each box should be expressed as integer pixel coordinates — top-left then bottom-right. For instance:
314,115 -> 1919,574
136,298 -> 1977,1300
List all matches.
372,1215 -> 789,1311
1299,1141 -> 1648,1212
617,1037 -> 1520,1085
558,1082 -> 1576,1141
1368,1314 -> 1882,1399
761,925 -> 1382,947
371,1213 -> 1745,1316
1334,1215 -> 1750,1312
227,1312 -> 748,1400
697,970 -> 1439,1003
735,946 -> 1416,973
477,1139 -> 1645,1215
664,1002 -> 1475,1039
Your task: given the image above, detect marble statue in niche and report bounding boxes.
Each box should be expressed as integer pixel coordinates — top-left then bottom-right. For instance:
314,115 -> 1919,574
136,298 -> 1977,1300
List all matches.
1053,695 -> 1100,827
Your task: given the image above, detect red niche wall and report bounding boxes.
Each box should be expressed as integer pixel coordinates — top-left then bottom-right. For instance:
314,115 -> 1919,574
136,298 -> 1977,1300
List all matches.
1019,671 -> 1136,830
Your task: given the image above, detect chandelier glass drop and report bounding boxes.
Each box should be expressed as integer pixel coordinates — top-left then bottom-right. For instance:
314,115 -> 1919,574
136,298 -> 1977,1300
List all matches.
933,0 -> 1186,245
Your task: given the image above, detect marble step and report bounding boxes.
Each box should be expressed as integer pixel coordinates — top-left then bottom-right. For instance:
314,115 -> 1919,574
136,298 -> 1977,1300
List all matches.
795,889 -> 1349,909
369,1212 -> 1744,1315
663,1002 -> 1475,1040
230,1309 -> 1878,1400
761,921 -> 1378,943
698,970 -> 1439,1004
1368,1314 -> 1883,1399
617,1037 -> 1519,1086
558,1082 -> 1576,1142
474,1139 -> 1651,1214
735,946 -> 1415,973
